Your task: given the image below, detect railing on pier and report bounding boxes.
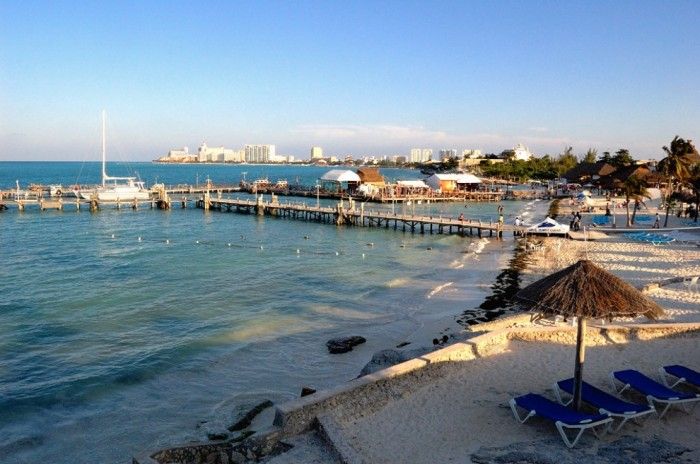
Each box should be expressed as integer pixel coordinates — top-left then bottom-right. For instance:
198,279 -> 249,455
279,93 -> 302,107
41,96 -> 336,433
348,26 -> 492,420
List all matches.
201,197 -> 520,239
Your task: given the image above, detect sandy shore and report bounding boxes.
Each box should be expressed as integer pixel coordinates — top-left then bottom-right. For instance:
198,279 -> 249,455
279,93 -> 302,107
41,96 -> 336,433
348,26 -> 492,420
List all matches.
522,234 -> 700,322
338,329 -> 699,463
267,232 -> 700,464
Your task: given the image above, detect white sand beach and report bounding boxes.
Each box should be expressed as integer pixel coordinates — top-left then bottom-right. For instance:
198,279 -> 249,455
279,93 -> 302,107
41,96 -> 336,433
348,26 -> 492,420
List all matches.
263,234 -> 700,464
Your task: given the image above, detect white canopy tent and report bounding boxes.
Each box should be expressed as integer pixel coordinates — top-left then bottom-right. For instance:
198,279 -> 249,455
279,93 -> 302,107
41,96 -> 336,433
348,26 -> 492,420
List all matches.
320,170 -> 361,183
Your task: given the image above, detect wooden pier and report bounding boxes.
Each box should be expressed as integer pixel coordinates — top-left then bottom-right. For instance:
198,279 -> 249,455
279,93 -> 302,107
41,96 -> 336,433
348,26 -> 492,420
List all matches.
201,196 -> 521,239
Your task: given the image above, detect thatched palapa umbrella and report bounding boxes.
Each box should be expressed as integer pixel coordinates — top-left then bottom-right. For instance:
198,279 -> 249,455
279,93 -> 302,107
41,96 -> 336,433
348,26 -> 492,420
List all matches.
514,260 -> 663,411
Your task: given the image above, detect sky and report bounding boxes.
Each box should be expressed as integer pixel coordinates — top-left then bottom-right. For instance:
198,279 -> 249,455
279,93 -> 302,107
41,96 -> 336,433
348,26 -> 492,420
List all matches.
1,0 -> 699,161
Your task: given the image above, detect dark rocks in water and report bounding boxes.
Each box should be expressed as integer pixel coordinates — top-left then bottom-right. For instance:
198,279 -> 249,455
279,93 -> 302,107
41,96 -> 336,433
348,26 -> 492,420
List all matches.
359,347 -> 432,376
300,386 -> 316,397
326,335 -> 366,354
396,341 -> 410,348
206,432 -> 229,441
432,338 -> 439,345
442,335 -> 449,343
227,399 -> 274,432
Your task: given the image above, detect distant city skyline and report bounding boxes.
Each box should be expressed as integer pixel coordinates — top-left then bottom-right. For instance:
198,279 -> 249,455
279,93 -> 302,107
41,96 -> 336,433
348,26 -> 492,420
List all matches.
1,1 -> 698,161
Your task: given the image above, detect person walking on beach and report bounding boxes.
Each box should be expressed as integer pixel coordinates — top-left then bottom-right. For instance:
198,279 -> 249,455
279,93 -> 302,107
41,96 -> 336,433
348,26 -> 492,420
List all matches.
653,212 -> 661,229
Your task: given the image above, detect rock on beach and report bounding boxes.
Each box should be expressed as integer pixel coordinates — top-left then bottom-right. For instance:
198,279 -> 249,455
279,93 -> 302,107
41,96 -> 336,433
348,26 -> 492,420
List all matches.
326,336 -> 366,354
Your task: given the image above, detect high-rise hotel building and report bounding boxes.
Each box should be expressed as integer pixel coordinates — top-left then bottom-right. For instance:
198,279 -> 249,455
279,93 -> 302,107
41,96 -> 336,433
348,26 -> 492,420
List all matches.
409,148 -> 433,163
244,144 -> 276,163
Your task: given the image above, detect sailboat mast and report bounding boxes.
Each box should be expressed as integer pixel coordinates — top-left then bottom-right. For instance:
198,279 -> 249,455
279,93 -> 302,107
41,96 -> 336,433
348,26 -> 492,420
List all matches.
101,110 -> 107,187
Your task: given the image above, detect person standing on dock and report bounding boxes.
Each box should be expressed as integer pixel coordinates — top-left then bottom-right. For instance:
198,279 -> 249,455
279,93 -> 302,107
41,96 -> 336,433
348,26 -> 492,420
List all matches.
458,213 -> 464,222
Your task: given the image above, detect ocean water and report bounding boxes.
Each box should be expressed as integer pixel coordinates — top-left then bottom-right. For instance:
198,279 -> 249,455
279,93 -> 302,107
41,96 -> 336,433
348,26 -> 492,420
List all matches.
0,163 -> 544,463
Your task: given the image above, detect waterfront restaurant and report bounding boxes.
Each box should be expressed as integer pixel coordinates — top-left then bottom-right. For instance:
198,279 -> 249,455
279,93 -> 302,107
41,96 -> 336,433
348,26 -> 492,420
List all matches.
425,173 -> 482,193
320,169 -> 361,193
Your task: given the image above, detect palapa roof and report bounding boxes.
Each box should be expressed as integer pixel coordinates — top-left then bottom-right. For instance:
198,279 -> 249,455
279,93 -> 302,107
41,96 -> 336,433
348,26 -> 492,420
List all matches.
320,169 -> 361,182
598,164 -> 654,190
562,162 -> 616,183
356,167 -> 385,184
515,260 -> 663,321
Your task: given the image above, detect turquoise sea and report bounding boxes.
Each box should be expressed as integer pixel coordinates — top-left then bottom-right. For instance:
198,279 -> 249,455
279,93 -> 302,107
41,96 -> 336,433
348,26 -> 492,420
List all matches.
0,163 -> 544,463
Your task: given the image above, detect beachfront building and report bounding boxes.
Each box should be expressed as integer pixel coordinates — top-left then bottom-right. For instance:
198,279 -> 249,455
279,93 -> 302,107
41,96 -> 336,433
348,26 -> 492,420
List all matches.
158,146 -> 199,163
513,143 -> 534,161
425,173 -> 482,193
463,149 -> 482,159
410,148 -> 433,163
439,149 -> 458,161
357,167 -> 386,189
320,169 -> 361,193
197,143 -> 241,163
245,144 -> 276,163
310,146 -> 323,160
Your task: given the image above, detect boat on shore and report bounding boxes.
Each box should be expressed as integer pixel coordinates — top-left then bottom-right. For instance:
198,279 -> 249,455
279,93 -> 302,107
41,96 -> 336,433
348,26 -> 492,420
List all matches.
81,111 -> 151,202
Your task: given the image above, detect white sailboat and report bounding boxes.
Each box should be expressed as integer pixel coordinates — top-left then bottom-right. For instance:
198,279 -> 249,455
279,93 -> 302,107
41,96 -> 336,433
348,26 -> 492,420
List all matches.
81,111 -> 151,202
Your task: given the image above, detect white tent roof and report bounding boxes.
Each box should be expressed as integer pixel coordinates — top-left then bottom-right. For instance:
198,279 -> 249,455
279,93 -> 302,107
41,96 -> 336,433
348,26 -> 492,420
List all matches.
320,170 -> 361,182
397,180 -> 429,188
427,173 -> 482,183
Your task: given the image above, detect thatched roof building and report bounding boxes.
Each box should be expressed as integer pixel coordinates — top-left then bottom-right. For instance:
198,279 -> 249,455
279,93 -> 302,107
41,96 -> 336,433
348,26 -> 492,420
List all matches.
597,164 -> 658,190
562,161 -> 616,184
357,167 -> 385,186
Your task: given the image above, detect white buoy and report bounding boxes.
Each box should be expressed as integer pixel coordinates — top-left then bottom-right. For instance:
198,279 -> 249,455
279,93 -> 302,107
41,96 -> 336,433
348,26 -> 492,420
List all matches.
166,239 -> 170,244
335,251 -> 339,256
196,240 -> 199,244
362,253 -> 365,259
228,243 -> 232,247
138,237 -> 142,242
260,245 -> 264,250
296,249 -> 300,254
111,234 -> 115,238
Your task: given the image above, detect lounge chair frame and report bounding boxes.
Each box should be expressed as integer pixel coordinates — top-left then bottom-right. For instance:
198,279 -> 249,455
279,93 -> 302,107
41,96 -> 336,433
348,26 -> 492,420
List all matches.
553,381 -> 655,432
610,371 -> 700,418
659,365 -> 700,389
509,397 -> 612,448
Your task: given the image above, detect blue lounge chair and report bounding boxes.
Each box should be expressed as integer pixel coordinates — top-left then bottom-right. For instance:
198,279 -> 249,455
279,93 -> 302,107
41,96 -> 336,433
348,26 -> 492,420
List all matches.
509,393 -> 612,448
611,369 -> 700,418
553,378 -> 655,431
659,365 -> 700,389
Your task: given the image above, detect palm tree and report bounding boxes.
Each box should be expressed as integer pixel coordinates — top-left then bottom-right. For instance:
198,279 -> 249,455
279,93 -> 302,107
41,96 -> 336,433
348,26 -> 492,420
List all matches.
688,164 -> 700,223
623,175 -> 650,227
658,136 -> 694,227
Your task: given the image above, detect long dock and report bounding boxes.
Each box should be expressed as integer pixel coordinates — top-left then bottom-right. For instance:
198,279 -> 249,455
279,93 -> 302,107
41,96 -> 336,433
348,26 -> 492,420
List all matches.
201,196 -> 519,238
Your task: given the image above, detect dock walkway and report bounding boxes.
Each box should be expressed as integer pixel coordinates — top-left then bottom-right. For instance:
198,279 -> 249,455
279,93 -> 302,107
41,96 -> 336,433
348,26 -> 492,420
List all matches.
202,197 -> 520,239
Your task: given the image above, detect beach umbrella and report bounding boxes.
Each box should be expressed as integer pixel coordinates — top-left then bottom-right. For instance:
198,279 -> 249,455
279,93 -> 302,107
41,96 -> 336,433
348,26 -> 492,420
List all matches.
514,260 -> 663,411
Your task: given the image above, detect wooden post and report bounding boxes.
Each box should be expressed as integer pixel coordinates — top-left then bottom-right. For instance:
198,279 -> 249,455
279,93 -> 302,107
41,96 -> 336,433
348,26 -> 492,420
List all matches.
573,317 -> 587,411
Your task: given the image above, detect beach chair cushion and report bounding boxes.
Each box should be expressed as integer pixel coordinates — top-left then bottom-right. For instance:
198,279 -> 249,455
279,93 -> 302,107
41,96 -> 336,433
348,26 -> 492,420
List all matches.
557,379 -> 650,415
513,393 -> 610,425
510,393 -> 612,447
614,370 -> 698,401
662,365 -> 700,388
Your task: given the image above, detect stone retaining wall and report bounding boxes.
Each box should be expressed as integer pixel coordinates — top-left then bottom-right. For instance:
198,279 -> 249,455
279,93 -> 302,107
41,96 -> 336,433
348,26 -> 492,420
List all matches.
273,322 -> 700,436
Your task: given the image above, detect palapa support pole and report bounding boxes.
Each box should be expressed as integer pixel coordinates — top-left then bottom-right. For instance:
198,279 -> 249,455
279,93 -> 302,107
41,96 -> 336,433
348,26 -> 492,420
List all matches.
573,317 -> 587,411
